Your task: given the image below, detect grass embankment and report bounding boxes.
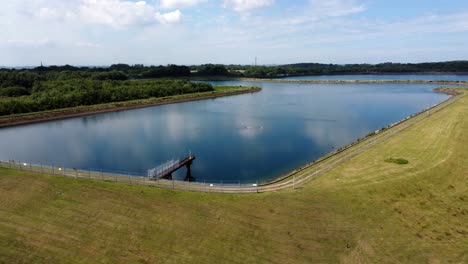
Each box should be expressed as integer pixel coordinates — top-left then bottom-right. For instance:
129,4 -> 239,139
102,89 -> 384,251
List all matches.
0,86 -> 260,128
0,89 -> 467,263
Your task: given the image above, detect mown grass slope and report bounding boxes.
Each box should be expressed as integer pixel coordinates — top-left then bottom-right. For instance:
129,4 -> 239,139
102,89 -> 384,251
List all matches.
0,90 -> 467,263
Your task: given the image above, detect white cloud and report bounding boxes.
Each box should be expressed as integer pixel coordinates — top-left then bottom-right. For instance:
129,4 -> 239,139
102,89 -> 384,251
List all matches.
4,39 -> 55,48
77,41 -> 101,48
155,9 -> 183,24
309,0 -> 366,18
2,0 -> 468,65
37,8 -> 62,19
30,0 -> 183,28
34,4 -> 77,21
223,0 -> 274,13
160,0 -> 206,9
79,0 -> 181,27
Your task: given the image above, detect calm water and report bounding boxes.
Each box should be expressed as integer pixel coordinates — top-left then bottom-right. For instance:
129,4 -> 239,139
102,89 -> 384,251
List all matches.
282,74 -> 468,81
0,81 -> 450,183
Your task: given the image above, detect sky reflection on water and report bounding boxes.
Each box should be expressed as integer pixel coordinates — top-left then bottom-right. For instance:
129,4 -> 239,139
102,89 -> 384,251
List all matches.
0,81 -> 450,183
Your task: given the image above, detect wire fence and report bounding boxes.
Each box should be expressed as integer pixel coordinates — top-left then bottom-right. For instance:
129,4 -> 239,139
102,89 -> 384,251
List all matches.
0,91 -> 464,194
0,160 -> 265,193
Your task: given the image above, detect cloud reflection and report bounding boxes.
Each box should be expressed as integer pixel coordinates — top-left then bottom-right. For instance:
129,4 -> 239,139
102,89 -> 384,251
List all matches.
0,82 -> 449,183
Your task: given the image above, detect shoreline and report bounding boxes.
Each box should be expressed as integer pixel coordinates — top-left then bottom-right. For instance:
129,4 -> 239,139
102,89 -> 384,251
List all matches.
0,86 -> 261,129
261,87 -> 463,186
192,76 -> 468,85
1,88 -> 464,193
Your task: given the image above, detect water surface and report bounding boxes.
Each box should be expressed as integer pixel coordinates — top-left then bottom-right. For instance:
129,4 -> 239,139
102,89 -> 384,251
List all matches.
282,74 -> 468,81
0,81 -> 449,183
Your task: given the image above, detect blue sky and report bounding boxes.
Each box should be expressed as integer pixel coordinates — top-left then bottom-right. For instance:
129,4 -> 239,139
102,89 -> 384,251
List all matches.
1,0 -> 468,66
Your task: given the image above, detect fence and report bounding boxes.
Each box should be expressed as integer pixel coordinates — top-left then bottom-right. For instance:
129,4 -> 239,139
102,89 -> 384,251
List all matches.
0,91 -> 464,194
0,160 -> 265,193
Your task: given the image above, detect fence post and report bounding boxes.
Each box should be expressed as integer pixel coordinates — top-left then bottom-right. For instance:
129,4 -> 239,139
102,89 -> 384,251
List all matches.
52,165 -> 54,175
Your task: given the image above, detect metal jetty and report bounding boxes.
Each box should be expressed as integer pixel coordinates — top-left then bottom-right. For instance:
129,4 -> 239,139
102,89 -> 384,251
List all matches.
148,154 -> 196,180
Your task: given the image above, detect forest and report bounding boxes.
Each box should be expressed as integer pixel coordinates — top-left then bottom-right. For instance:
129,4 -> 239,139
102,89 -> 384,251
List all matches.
0,75 -> 212,116
231,61 -> 468,78
1,61 -> 468,115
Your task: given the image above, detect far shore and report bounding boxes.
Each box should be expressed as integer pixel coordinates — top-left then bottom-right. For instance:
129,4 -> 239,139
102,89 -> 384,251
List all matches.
0,86 -> 260,129
1,78 -> 461,129
190,76 -> 468,85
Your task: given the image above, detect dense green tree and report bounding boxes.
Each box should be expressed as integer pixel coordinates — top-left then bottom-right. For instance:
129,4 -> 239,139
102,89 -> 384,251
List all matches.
197,64 -> 229,76
0,86 -> 30,97
92,71 -> 129,81
0,79 -> 213,116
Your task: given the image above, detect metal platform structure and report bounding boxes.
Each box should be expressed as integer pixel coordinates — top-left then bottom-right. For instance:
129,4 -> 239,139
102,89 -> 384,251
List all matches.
148,154 -> 196,180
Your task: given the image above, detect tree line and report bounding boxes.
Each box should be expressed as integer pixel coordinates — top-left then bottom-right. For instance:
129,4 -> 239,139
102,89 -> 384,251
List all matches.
239,61 -> 468,78
2,61 -> 467,85
0,79 -> 213,116
1,60 -> 467,115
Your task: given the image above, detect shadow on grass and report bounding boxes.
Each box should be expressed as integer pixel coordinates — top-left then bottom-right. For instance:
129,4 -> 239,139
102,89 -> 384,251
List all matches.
384,158 -> 409,165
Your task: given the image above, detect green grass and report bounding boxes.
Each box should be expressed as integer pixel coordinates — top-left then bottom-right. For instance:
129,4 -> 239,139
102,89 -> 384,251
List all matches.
384,158 -> 409,164
0,89 -> 467,263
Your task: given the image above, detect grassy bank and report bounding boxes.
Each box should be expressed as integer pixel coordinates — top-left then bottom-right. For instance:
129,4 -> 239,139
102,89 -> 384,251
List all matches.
0,89 -> 466,263
0,85 -> 260,128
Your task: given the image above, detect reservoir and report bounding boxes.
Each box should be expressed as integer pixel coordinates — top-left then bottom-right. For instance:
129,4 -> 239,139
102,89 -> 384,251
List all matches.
0,79 -> 455,183
282,74 -> 468,81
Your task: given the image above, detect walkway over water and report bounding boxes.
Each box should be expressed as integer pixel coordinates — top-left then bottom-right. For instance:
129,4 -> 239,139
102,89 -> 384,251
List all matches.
148,155 -> 196,180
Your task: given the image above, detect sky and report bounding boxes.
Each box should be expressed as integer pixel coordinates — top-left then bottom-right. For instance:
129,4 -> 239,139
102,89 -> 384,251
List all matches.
1,0 -> 468,66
